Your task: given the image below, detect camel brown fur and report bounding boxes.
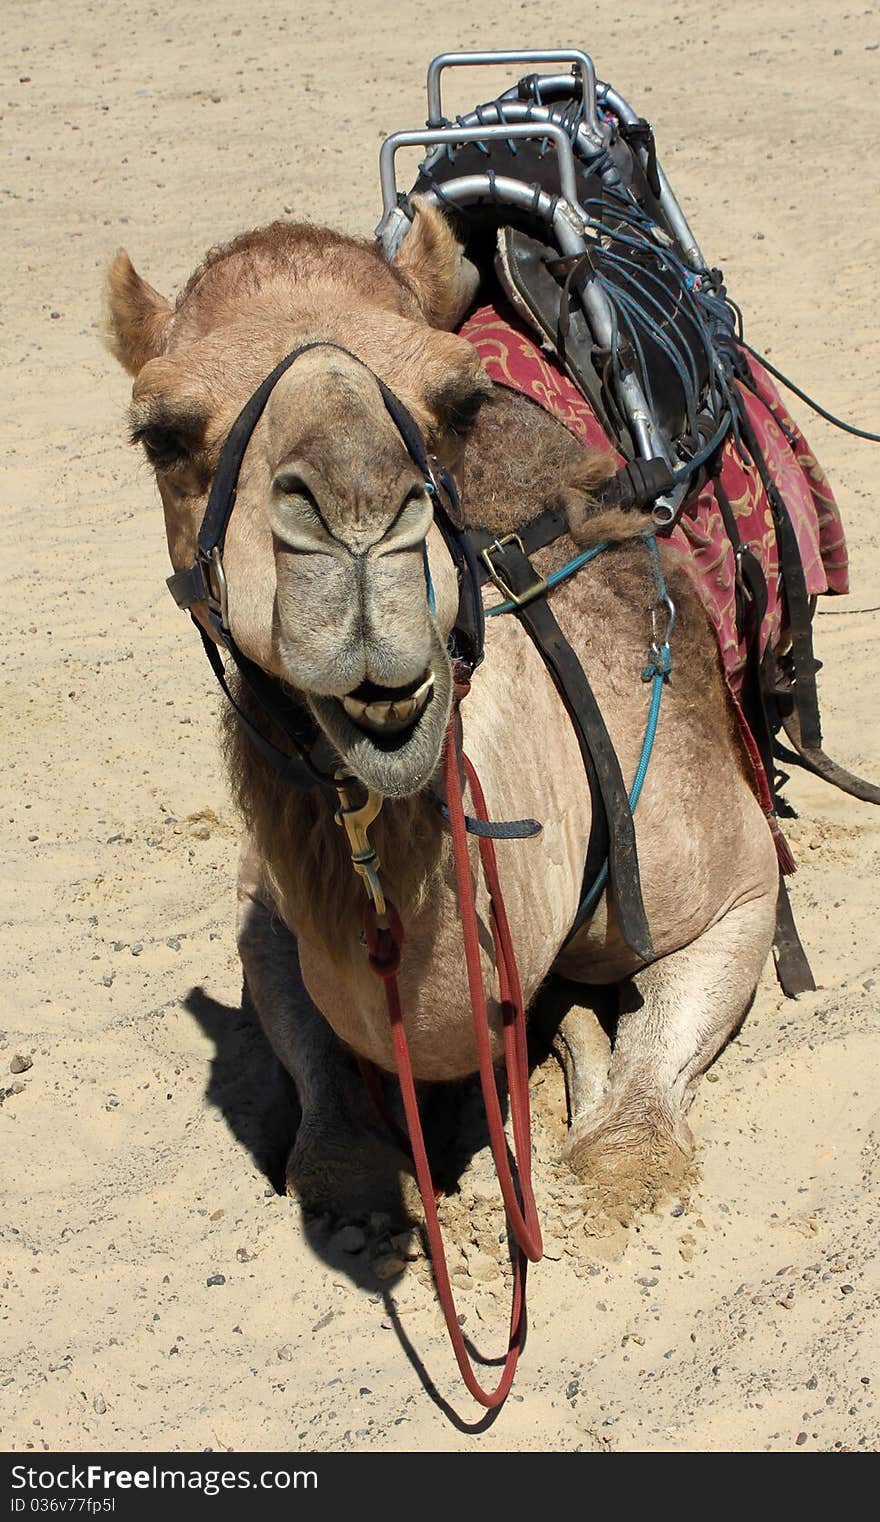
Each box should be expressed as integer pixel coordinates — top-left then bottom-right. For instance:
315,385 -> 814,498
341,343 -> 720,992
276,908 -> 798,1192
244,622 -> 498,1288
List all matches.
106,199 -> 778,1215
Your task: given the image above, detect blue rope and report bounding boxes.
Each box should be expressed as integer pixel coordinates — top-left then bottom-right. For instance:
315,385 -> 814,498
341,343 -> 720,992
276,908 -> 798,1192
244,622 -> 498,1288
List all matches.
575,533 -> 672,919
484,539 -> 609,618
481,530 -> 672,924
738,340 -> 880,443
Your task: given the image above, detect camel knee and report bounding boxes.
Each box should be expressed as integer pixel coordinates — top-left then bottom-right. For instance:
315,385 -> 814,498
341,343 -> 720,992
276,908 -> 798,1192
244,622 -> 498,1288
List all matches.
565,1092 -> 693,1210
286,1116 -> 418,1221
609,890 -> 776,1101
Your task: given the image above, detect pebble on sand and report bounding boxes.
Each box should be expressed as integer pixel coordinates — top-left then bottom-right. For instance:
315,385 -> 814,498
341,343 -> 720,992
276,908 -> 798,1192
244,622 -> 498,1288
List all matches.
330,1225 -> 366,1254
467,1251 -> 501,1282
10,1054 -> 33,1074
93,1394 -> 107,1415
372,1255 -> 406,1281
206,1273 -> 226,1287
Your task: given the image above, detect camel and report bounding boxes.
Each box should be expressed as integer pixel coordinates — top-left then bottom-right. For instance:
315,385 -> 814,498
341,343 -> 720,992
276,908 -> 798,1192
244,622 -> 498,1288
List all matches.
105,202 -> 778,1216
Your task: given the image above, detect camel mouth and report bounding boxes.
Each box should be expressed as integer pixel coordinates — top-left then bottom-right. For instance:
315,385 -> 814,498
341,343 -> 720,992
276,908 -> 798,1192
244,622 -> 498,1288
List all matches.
340,671 -> 434,737
305,645 -> 452,798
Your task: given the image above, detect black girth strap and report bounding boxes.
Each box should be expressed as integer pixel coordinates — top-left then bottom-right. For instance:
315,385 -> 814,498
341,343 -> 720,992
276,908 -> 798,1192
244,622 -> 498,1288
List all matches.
773,879 -> 817,997
734,390 -> 822,751
477,534 -> 653,963
714,475 -> 816,996
733,379 -> 880,805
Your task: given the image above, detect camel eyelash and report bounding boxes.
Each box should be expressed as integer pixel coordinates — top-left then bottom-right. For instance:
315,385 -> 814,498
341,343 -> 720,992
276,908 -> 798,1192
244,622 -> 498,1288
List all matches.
130,423 -> 191,469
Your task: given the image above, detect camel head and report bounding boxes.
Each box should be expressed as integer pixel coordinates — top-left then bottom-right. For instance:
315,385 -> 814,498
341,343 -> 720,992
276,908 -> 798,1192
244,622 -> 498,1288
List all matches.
105,204 -> 489,796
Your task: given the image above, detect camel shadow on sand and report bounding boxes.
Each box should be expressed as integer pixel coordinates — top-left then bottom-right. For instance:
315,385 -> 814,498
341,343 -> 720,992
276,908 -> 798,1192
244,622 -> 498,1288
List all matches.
184,984 -> 298,1195
183,982 -> 512,1289
183,978 -> 618,1428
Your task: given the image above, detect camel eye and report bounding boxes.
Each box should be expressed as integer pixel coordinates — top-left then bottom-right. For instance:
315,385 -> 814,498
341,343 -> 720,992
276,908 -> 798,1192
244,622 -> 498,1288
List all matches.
132,423 -> 191,470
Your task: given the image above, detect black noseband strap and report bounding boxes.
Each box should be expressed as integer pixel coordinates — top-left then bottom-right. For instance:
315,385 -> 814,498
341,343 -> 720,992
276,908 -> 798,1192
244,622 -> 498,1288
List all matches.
165,339 -> 485,789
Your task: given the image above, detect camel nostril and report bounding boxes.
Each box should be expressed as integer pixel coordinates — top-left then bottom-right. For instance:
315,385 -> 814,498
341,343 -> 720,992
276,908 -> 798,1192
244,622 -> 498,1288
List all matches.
273,469 -> 310,496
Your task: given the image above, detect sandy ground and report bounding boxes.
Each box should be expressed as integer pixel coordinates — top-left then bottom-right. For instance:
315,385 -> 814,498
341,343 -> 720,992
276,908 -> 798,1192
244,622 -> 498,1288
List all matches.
2,0 -> 879,1455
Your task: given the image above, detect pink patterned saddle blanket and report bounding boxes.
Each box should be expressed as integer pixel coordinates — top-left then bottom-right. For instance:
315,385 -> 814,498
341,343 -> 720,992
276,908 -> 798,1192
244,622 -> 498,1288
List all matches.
459,302 -> 848,693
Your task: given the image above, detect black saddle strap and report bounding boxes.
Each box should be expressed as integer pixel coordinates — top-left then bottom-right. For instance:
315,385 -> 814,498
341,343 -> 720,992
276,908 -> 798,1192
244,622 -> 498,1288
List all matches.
485,535 -> 653,962
735,398 -> 823,750
465,457 -> 677,572
779,708 -> 880,806
735,387 -> 878,804
773,879 -> 816,996
714,476 -> 776,776
616,118 -> 662,199
714,474 -> 818,995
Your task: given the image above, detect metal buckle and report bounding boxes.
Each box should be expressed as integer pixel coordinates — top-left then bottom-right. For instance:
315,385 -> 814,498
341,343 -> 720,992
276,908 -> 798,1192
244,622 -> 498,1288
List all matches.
480,534 -> 548,608
199,546 -> 230,634
650,588 -> 676,649
334,774 -> 387,924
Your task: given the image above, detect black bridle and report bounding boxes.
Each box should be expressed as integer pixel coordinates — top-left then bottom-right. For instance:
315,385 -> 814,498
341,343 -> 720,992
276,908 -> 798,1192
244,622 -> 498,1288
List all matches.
163,338 -> 661,955
165,341 -> 486,789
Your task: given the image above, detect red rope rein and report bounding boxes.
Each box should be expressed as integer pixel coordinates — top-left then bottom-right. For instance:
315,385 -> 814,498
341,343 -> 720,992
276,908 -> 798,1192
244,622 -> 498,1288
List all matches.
362,687 -> 542,1408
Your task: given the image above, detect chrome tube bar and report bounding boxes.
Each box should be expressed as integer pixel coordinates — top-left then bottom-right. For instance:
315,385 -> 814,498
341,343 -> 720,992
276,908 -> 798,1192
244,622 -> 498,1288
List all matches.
426,50 -> 603,145
378,122 -> 583,238
428,98 -> 610,175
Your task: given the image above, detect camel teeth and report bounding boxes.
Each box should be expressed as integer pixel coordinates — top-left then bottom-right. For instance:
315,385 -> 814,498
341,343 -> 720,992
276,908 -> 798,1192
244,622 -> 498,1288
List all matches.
341,673 -> 434,734
390,696 -> 417,723
342,694 -> 369,722
411,673 -> 434,706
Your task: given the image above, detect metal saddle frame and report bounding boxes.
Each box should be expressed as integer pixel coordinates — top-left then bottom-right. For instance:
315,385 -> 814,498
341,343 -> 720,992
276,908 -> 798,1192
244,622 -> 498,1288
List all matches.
377,49 -> 721,523
374,49 -> 880,993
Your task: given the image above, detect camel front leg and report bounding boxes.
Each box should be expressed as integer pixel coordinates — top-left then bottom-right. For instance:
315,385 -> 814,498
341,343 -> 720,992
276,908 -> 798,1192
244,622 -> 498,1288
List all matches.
535,977 -> 612,1122
566,887 -> 777,1205
237,843 -> 415,1218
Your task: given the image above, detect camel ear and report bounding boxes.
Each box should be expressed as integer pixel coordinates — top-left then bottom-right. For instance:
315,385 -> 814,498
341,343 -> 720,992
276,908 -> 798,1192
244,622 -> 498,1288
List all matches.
412,329 -> 493,451
104,251 -> 174,375
426,343 -> 493,440
393,199 -> 480,330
